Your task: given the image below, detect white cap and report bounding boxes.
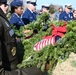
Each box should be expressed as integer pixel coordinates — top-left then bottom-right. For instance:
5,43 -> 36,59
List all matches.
42,4 -> 49,7
26,0 -> 37,5
26,0 -> 37,2
26,0 -> 30,1
42,4 -> 49,10
26,0 -> 30,3
65,4 -> 72,9
30,0 -> 37,2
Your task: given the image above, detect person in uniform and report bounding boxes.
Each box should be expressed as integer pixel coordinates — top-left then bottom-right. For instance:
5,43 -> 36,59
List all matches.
59,4 -> 73,21
37,4 -> 50,32
22,0 -> 37,25
0,0 -> 43,75
41,4 -> 50,31
41,4 -> 50,13
10,0 -> 24,29
54,6 -> 63,21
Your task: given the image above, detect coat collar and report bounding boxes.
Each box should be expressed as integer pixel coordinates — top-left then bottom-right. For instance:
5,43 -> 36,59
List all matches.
0,8 -> 9,23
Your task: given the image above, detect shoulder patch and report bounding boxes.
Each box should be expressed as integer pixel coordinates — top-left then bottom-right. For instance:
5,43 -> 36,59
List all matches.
9,29 -> 14,36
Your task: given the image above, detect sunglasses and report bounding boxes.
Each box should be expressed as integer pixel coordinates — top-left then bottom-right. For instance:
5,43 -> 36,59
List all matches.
31,3 -> 36,6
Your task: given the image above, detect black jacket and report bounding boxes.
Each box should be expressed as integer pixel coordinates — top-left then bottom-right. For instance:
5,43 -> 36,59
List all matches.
0,8 -> 18,71
0,8 -> 43,75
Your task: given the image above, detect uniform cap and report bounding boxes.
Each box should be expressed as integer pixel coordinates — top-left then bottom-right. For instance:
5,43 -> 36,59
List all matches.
26,0 -> 30,3
42,4 -> 49,10
26,0 -> 37,6
65,4 -> 72,9
10,0 -> 23,7
0,0 -> 7,5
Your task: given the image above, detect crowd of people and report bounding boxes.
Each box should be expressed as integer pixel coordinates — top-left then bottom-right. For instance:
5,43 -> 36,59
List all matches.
8,0 -> 76,29
0,0 -> 76,75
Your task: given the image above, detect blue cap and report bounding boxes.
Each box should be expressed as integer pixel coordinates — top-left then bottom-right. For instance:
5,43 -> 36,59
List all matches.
10,0 -> 23,7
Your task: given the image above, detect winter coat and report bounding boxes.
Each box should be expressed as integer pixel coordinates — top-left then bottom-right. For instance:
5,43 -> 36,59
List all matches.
0,8 -> 43,75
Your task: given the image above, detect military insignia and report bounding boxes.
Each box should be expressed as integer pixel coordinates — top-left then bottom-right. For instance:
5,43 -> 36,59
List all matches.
9,29 -> 14,36
19,21 -> 21,23
5,22 -> 10,27
30,17 -> 33,21
11,47 -> 16,56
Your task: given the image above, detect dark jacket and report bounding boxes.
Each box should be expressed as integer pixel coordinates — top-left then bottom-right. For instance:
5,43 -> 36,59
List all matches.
0,8 -> 18,71
10,13 -> 24,29
59,11 -> 73,21
22,8 -> 37,25
0,8 -> 43,75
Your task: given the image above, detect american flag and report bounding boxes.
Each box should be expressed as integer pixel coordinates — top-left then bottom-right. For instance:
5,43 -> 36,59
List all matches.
33,36 -> 55,51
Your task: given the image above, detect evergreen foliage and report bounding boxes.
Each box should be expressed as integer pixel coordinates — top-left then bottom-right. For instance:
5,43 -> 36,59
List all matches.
12,13 -> 76,75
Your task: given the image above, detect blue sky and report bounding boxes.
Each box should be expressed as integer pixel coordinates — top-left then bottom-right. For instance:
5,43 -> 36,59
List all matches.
36,0 -> 76,10
37,0 -> 76,9
23,0 -> 76,10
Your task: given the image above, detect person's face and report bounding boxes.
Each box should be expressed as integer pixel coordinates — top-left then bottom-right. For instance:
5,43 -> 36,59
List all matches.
30,4 -> 36,11
73,10 -> 76,14
15,6 -> 23,15
73,10 -> 76,18
65,7 -> 71,13
0,4 -> 8,14
59,8 -> 63,12
42,8 -> 49,13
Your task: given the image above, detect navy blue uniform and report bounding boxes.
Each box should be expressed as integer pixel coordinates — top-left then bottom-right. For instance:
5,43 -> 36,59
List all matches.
10,13 -> 24,29
22,9 -> 37,25
59,11 -> 73,21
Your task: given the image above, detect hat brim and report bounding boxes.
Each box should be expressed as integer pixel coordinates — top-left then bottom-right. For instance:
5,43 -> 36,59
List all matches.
42,6 -> 49,10
30,2 -> 37,6
0,2 -> 7,5
65,5 -> 72,9
67,7 -> 72,9
27,1 -> 37,6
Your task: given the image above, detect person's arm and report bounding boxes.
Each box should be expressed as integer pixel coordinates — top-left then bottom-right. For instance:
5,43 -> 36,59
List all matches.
0,20 -> 3,72
0,67 -> 43,75
59,13 -> 64,20
0,20 -> 3,37
22,18 -> 30,25
53,12 -> 57,20
0,20 -> 3,60
22,12 -> 30,25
